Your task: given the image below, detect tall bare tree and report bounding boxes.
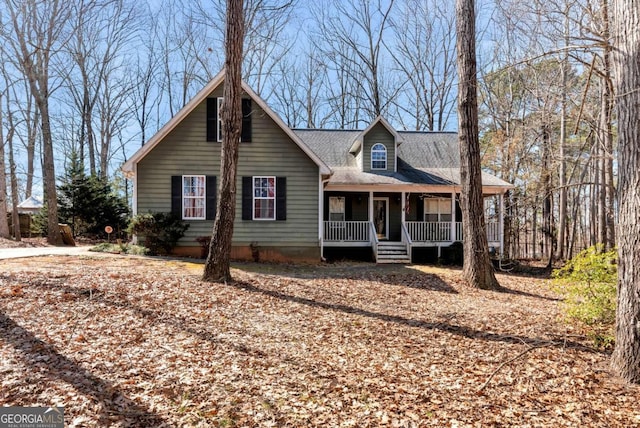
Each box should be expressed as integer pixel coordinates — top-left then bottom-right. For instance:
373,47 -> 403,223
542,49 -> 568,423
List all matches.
611,0 -> 640,384
312,0 -> 397,126
3,0 -> 72,245
390,0 -> 457,131
0,91 -> 10,239
456,0 -> 500,290
203,0 -> 245,283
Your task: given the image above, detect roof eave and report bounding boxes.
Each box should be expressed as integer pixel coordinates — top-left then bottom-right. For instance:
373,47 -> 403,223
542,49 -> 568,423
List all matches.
121,69 -> 332,177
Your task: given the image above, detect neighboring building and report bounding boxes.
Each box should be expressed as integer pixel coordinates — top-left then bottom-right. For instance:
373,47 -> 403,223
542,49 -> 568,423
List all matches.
122,71 -> 513,263
11,196 -> 43,214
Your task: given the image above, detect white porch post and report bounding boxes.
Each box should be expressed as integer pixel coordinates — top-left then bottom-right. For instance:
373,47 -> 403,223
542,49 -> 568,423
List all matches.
499,192 -> 505,258
369,190 -> 374,227
401,191 -> 406,223
450,191 -> 456,241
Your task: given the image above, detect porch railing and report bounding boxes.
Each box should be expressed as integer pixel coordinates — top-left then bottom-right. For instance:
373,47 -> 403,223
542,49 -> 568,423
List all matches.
323,221 -> 370,242
322,220 -> 500,244
406,221 -> 452,242
486,221 -> 500,242
407,221 -> 500,243
401,222 -> 412,256
369,221 -> 379,262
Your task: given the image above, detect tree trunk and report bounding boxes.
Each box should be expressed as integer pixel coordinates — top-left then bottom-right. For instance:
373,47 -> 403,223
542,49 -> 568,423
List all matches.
8,130 -> 21,241
455,0 -> 500,290
38,100 -> 63,245
557,46 -> 568,260
202,0 -> 244,283
601,0 -> 616,251
541,125 -> 554,268
0,94 -> 10,239
611,0 -> 640,383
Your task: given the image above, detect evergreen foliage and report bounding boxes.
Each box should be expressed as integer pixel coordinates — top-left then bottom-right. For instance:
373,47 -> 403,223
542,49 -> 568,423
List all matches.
127,212 -> 189,255
57,151 -> 130,237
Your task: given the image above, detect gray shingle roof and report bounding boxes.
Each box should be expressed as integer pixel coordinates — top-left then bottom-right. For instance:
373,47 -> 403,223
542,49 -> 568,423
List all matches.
293,129 -> 360,167
293,129 -> 512,188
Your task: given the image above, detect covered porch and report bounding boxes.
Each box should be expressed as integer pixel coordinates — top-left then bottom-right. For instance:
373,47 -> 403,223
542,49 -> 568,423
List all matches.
321,190 -> 505,263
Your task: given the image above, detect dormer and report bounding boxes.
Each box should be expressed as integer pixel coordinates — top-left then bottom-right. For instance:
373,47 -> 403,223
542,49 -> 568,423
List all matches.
349,116 -> 402,173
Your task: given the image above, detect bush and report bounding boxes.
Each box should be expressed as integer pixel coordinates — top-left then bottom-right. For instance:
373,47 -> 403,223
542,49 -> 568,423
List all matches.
90,242 -> 150,255
552,245 -> 617,347
127,212 -> 189,255
57,151 -> 130,238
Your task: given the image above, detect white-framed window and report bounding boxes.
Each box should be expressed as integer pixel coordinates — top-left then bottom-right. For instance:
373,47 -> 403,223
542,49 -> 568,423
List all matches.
253,176 -> 276,220
371,143 -> 387,169
329,197 -> 345,221
183,175 -> 206,219
217,97 -> 224,142
424,198 -> 452,222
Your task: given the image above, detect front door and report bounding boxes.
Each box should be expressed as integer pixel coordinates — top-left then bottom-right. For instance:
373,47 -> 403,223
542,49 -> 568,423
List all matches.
373,197 -> 389,240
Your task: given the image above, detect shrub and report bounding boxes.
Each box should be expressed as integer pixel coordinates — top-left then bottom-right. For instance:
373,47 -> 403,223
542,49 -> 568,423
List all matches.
552,245 -> 617,347
90,242 -> 150,255
127,212 -> 189,255
57,151 -> 130,237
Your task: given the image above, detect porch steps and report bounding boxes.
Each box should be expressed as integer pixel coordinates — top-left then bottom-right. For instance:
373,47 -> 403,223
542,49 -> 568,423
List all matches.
376,241 -> 411,264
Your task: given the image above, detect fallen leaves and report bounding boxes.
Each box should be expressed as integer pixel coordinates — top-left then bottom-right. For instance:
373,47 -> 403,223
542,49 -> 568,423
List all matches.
0,256 -> 638,426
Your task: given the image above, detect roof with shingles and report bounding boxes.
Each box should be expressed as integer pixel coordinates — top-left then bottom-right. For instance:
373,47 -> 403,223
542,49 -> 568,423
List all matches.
293,129 -> 512,188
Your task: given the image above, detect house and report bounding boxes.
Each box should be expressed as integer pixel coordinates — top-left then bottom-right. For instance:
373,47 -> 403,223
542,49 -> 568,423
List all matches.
12,195 -> 43,214
6,196 -> 43,237
122,71 -> 513,263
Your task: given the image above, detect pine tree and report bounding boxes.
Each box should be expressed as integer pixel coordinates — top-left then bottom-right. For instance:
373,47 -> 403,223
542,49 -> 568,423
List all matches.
58,151 -> 129,236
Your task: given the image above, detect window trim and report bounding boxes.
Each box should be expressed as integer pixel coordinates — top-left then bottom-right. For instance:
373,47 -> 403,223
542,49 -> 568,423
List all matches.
252,176 -> 276,221
182,175 -> 206,220
371,143 -> 387,170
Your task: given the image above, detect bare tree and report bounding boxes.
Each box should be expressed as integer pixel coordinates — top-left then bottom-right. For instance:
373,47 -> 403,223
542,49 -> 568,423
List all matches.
611,0 -> 640,384
389,0 -> 457,131
312,0 -> 398,126
456,0 -> 500,290
3,84 -> 22,241
203,0 -> 245,283
0,91 -> 10,239
2,0 -> 72,245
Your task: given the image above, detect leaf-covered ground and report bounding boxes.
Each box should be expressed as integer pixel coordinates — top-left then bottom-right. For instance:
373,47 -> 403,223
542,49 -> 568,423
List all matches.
0,255 -> 638,427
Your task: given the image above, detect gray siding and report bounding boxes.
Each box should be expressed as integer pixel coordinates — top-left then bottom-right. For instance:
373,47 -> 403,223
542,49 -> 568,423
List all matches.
363,123 -> 396,173
137,85 -> 320,248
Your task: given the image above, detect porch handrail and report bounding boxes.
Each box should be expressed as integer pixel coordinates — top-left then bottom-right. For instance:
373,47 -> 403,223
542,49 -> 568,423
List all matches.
401,222 -> 412,257
369,221 -> 379,262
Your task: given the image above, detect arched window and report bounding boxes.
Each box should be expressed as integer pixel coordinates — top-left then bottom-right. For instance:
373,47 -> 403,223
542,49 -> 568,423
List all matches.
371,143 -> 387,169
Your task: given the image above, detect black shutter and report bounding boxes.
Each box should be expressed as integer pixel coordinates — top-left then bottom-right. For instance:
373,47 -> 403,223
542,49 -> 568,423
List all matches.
206,176 -> 217,220
276,177 -> 286,221
171,176 -> 182,216
242,176 -> 252,220
241,98 -> 252,142
206,98 -> 218,142
416,197 -> 424,221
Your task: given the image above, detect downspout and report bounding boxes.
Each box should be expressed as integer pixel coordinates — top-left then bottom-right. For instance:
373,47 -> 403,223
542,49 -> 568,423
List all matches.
499,192 -> 505,258
319,174 -> 330,262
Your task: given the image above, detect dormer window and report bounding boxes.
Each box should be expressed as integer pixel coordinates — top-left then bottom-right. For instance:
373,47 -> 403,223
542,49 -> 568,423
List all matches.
371,143 -> 387,169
